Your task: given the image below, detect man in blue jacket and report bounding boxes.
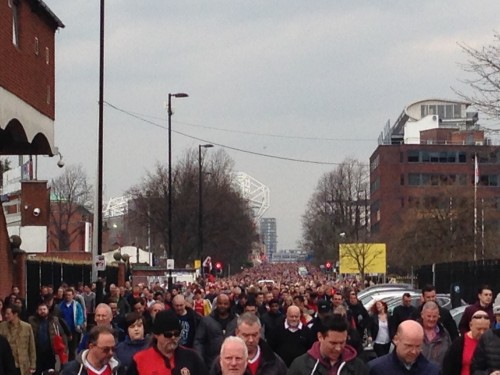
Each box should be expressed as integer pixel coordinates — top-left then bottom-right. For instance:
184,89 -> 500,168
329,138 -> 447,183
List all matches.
369,320 -> 439,375
59,288 -> 85,360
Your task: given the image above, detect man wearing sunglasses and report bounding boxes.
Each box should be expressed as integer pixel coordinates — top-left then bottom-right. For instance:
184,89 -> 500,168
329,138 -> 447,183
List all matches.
60,325 -> 125,375
442,310 -> 490,375
128,310 -> 207,375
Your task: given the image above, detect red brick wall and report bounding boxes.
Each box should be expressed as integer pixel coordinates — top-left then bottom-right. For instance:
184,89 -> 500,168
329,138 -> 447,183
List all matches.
0,0 -> 57,119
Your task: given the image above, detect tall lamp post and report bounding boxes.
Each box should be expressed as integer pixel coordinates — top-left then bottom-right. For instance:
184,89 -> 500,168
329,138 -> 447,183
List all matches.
198,144 -> 213,279
167,92 -> 188,291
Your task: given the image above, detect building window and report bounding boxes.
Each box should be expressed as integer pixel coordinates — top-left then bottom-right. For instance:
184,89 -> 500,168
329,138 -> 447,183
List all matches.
370,178 -> 380,193
47,85 -> 51,104
45,47 -> 50,65
408,151 -> 419,162
9,0 -> 19,47
34,37 -> 39,55
370,155 -> 380,172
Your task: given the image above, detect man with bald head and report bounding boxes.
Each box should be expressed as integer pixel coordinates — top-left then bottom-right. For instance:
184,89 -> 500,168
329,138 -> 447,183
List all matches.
268,305 -> 313,367
172,294 -> 201,348
194,293 -> 237,367
369,320 -> 440,374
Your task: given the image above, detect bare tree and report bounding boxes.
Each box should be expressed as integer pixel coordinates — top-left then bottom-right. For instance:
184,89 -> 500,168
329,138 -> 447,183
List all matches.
49,164 -> 93,251
302,157 -> 369,264
391,186 -> 498,272
454,33 -> 500,119
339,242 -> 385,282
127,148 -> 256,268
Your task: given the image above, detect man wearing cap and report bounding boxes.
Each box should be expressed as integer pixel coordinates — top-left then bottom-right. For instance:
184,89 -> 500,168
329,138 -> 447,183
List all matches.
471,292 -> 500,375
128,310 -> 207,375
308,299 -> 333,338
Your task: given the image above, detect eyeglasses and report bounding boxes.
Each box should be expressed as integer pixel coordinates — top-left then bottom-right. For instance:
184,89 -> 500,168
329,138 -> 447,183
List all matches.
95,345 -> 116,354
163,330 -> 181,338
472,315 -> 489,320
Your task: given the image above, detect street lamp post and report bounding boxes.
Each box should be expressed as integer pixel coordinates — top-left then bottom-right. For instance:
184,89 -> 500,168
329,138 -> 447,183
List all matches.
167,92 -> 188,291
198,144 -> 213,279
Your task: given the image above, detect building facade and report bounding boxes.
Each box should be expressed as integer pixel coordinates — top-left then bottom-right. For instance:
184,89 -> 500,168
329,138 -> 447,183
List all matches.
370,99 -> 500,263
0,0 -> 63,155
260,217 -> 277,261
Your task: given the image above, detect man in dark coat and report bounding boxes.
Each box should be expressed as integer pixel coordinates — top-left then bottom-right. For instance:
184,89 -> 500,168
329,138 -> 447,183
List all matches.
209,313 -> 286,375
268,305 -> 313,367
470,294 -> 500,375
391,292 -> 418,336
458,285 -> 494,335
0,335 -> 16,375
411,284 -> 459,341
369,320 -> 439,375
194,293 -> 237,367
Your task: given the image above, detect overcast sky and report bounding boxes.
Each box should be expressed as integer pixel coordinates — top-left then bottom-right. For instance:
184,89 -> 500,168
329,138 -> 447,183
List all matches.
38,1 -> 500,250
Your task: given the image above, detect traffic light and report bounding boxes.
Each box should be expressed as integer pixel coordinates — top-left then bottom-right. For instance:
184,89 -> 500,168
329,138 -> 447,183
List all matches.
325,261 -> 332,273
215,262 -> 223,276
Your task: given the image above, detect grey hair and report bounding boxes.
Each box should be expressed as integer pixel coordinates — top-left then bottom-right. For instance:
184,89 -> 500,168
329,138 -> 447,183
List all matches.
237,312 -> 261,328
421,300 -> 439,312
220,336 -> 248,361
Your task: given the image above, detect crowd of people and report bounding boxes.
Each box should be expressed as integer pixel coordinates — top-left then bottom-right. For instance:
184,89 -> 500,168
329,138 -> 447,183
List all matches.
0,263 -> 499,374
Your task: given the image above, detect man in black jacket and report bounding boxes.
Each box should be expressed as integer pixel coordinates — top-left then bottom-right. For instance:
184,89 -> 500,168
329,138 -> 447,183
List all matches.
346,290 -> 370,340
268,305 -> 314,367
391,292 -> 417,336
194,293 -> 237,367
209,313 -> 287,375
411,285 -> 459,341
0,335 -> 16,375
172,294 -> 201,348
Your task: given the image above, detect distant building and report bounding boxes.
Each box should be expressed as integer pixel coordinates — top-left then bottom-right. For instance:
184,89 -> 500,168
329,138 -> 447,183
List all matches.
271,249 -> 307,263
370,98 -> 500,257
260,218 -> 277,261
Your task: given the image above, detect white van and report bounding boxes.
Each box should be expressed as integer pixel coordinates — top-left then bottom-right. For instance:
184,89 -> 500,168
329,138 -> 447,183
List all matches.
298,266 -> 308,276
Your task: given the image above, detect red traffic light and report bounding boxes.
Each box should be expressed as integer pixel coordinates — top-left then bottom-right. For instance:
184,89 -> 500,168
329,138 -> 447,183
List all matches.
215,262 -> 222,269
325,262 -> 332,269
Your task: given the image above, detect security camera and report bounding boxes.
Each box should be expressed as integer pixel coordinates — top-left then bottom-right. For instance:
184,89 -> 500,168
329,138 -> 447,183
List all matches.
33,208 -> 41,217
57,159 -> 65,168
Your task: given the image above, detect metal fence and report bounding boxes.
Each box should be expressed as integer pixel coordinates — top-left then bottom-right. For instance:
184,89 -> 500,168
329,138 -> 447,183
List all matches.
26,259 -> 118,312
416,259 -> 500,303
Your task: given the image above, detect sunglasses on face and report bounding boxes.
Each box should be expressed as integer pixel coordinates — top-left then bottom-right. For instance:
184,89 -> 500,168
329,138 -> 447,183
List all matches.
95,345 -> 116,354
472,315 -> 489,319
163,330 -> 181,338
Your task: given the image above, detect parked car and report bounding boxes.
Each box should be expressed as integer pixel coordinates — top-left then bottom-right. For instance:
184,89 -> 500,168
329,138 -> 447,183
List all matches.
450,305 -> 468,328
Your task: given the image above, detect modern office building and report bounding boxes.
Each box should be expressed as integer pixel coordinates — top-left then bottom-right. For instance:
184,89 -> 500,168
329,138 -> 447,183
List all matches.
370,98 -> 500,259
260,217 -> 277,261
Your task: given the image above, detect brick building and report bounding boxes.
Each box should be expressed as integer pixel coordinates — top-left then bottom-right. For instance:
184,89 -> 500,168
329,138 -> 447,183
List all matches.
0,0 -> 63,298
370,99 -> 500,264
